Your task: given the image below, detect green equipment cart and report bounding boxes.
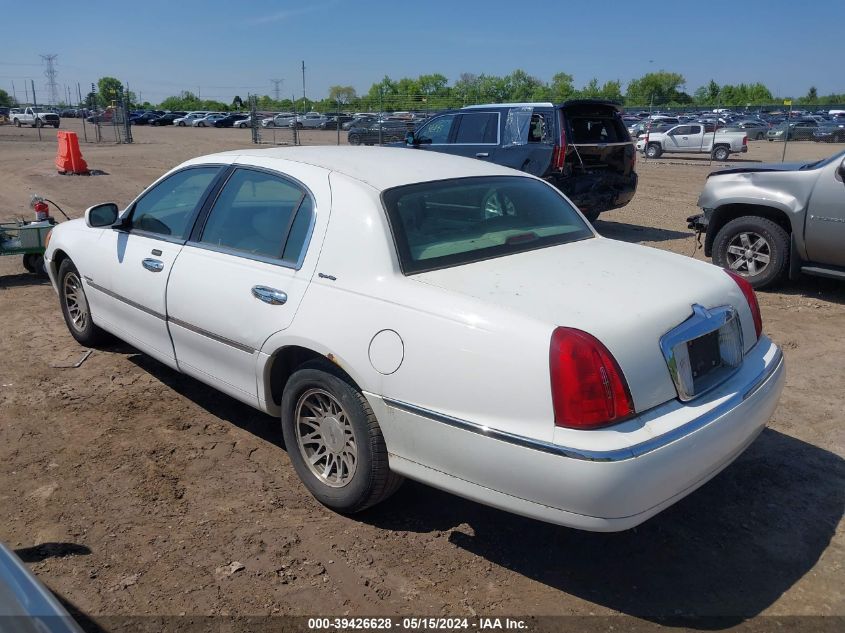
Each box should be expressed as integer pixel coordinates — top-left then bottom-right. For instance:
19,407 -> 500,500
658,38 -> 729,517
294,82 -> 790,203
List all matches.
0,219 -> 56,274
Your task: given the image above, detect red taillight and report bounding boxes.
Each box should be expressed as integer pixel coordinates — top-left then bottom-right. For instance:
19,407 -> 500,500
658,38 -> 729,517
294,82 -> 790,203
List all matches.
743,135 -> 748,145
725,270 -> 762,339
553,112 -> 567,171
549,327 -> 634,429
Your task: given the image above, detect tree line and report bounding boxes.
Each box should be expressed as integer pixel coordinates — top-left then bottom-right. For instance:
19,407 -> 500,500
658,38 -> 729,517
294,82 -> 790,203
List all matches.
3,71 -> 843,112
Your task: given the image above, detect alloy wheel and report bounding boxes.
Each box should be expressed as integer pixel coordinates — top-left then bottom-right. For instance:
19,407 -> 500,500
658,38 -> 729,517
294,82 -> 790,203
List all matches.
63,272 -> 90,332
726,231 -> 771,276
294,388 -> 358,488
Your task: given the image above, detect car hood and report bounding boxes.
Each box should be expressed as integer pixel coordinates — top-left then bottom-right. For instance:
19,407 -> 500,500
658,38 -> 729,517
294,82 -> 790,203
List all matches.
708,161 -> 810,177
412,237 -> 754,412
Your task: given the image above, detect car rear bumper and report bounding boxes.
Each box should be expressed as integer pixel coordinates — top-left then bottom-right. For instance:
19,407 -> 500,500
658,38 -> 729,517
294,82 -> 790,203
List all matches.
374,337 -> 784,531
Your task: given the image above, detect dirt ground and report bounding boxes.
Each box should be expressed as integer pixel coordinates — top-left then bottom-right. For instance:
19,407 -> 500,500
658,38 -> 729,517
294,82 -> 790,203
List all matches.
0,120 -> 843,631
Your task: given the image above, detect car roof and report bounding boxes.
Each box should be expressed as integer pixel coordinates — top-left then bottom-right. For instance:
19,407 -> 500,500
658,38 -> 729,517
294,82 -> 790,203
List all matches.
463,102 -> 554,109
198,146 -> 526,190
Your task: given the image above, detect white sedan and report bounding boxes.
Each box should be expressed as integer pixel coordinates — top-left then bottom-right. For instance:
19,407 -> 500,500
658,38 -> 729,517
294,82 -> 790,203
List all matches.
43,147 -> 784,531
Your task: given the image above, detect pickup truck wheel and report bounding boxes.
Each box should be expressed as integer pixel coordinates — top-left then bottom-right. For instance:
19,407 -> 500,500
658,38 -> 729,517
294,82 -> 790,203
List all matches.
712,146 -> 730,161
58,259 -> 108,346
645,143 -> 662,158
281,360 -> 403,513
713,216 -> 789,289
13,118 -> 21,127
35,119 -> 43,128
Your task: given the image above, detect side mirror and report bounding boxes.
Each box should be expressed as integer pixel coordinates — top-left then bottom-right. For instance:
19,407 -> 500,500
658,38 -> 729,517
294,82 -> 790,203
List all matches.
405,132 -> 416,146
85,203 -> 119,228
838,159 -> 845,179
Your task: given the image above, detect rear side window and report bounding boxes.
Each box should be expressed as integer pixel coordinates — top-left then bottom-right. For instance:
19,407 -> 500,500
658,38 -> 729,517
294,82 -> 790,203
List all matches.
454,112 -> 498,143
382,176 -> 593,274
198,168 -> 312,264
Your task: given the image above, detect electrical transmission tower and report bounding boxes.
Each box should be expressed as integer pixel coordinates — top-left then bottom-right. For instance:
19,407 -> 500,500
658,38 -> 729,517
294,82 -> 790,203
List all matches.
270,78 -> 284,101
41,54 -> 60,105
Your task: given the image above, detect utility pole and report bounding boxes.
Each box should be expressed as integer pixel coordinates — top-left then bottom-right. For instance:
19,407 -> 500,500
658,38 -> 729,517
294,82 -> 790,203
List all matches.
40,54 -> 59,105
24,81 -> 30,105
11,80 -> 17,104
301,61 -> 306,111
270,78 -> 284,102
31,80 -> 37,107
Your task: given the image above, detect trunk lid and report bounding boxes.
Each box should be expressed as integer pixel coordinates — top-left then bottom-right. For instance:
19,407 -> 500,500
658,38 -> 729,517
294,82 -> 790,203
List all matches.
412,237 -> 751,413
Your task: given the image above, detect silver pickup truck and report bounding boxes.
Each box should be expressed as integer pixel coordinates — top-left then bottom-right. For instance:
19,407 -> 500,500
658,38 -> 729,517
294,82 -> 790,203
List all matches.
636,123 -> 747,161
689,149 -> 845,288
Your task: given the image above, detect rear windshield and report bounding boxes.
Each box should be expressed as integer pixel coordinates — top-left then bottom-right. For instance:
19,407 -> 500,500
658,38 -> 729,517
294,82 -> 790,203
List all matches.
567,113 -> 629,143
382,176 -> 593,274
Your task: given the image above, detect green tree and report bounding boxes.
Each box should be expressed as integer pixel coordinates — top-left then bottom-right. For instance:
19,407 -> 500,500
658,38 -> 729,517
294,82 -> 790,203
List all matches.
328,85 -> 357,106
549,72 -> 576,102
626,71 -> 687,106
232,95 -> 243,109
0,88 -> 13,107
97,76 -> 124,106
802,86 -> 818,104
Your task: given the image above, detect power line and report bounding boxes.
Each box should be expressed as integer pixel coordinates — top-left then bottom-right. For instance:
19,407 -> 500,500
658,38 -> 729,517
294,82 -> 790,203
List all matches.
40,54 -> 59,105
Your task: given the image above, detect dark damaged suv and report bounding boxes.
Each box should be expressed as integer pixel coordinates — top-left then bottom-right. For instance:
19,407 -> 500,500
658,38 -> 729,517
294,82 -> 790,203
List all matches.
399,100 -> 637,221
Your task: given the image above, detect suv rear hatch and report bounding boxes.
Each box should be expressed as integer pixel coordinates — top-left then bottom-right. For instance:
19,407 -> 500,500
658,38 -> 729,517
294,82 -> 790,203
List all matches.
552,100 -> 637,215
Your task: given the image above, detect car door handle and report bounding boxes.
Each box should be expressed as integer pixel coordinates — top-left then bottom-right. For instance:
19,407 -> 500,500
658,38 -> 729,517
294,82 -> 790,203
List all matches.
475,152 -> 489,158
142,258 -> 164,272
251,286 -> 287,305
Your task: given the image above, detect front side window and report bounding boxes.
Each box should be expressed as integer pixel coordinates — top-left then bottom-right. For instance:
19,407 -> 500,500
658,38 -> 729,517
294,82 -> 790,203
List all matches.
454,112 -> 499,144
198,168 -> 312,263
130,166 -> 220,238
416,114 -> 456,144
383,176 -> 593,274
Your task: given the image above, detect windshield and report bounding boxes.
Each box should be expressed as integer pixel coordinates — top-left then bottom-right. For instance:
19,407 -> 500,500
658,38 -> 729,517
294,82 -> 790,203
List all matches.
382,176 -> 593,274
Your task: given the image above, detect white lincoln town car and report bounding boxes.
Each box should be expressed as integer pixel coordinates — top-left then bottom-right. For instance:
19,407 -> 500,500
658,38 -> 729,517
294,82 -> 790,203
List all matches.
44,147 -> 785,531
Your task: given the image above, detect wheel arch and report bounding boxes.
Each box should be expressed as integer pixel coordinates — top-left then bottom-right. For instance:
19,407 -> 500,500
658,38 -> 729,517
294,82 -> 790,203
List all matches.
50,248 -> 71,281
259,343 -> 367,416
705,203 -> 793,256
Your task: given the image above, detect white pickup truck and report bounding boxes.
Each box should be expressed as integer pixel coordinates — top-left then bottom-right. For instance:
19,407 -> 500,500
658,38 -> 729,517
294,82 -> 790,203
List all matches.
636,123 -> 747,160
10,107 -> 60,128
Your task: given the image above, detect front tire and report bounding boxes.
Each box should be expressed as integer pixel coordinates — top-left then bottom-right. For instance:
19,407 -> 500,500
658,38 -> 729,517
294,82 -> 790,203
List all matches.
281,360 -> 403,513
645,143 -> 662,158
58,259 -> 107,346
712,216 -> 789,289
712,145 -> 730,161
14,118 -> 21,127
348,133 -> 361,145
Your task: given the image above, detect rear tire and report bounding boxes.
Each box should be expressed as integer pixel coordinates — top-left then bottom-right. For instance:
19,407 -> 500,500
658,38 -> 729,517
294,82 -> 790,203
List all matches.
712,145 -> 730,161
58,259 -> 108,346
281,360 -> 403,514
35,119 -> 43,128
22,254 -> 46,275
348,133 -> 361,145
645,143 -> 662,158
712,216 -> 789,289
14,118 -> 21,127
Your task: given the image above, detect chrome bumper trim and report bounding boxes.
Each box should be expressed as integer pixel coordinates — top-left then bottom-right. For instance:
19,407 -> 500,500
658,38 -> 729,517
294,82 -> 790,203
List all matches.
383,346 -> 783,463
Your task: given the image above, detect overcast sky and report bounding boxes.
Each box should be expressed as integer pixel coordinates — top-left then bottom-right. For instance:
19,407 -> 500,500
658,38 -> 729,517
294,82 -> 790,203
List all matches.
1,0 -> 842,105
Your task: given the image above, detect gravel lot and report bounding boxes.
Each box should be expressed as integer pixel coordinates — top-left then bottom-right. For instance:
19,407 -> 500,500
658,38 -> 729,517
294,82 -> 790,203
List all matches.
0,120 -> 843,630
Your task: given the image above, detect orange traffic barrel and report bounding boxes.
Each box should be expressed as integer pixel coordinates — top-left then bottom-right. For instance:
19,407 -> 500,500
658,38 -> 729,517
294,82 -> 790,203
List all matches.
55,131 -> 89,174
